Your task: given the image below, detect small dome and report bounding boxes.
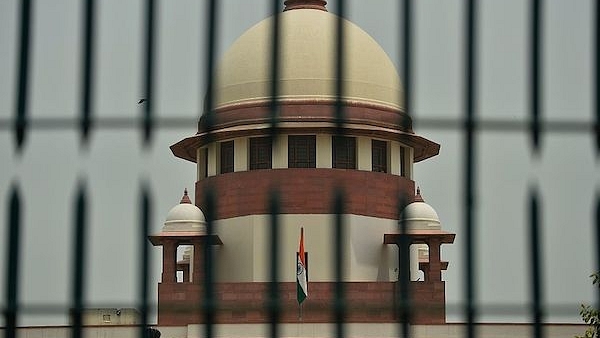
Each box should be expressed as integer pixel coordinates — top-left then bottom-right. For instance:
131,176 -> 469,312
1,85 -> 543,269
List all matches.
400,188 -> 441,229
163,189 -> 206,233
213,7 -> 403,111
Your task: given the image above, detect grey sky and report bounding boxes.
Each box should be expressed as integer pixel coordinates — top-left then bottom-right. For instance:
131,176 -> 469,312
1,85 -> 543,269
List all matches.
0,0 -> 598,325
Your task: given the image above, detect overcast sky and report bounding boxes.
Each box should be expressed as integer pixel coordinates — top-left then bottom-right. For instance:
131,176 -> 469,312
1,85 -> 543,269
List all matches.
0,0 -> 598,326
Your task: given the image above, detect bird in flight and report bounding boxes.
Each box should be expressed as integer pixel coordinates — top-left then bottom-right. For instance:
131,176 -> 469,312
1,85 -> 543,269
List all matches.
137,98 -> 147,104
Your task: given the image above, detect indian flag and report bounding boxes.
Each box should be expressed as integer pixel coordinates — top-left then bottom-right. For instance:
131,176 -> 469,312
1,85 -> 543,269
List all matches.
297,227 -> 308,304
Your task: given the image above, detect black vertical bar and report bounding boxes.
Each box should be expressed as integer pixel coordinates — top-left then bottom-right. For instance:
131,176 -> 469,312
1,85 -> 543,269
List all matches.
268,191 -> 280,338
530,0 -> 542,154
397,195 -> 411,338
138,185 -> 151,338
595,1 -> 600,156
14,0 -> 32,152
201,0 -> 219,334
464,0 -> 477,337
4,186 -> 21,338
203,188 -> 216,338
528,189 -> 543,338
71,183 -> 87,338
399,1 -> 412,333
596,193 -> 600,317
79,0 -> 96,145
269,0 -> 281,133
399,0 -> 413,328
142,0 -> 156,146
401,0 -> 412,131
334,0 -> 347,130
333,189 -> 345,338
333,2 -> 347,334
200,0 -> 219,141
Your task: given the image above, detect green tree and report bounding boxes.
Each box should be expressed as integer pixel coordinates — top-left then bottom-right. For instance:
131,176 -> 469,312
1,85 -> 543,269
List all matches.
577,272 -> 600,338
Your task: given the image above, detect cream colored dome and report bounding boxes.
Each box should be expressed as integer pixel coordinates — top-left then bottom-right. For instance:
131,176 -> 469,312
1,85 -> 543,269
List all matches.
163,190 -> 206,233
400,189 -> 441,229
165,204 -> 205,224
213,8 -> 404,111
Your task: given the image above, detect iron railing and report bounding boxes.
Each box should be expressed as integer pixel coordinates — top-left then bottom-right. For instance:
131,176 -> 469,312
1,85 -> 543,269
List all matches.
1,1 -> 599,338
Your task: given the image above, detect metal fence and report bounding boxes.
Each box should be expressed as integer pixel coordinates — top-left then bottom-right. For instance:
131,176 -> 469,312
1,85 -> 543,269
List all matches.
1,1 -> 599,338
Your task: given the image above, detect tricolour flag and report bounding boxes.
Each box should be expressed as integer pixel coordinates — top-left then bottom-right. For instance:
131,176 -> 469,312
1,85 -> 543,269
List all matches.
296,227 -> 308,304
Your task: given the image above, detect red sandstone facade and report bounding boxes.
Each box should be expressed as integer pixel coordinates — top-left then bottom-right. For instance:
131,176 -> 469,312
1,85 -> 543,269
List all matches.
152,0 -> 455,328
195,169 -> 415,220
150,212 -> 454,325
156,281 -> 449,326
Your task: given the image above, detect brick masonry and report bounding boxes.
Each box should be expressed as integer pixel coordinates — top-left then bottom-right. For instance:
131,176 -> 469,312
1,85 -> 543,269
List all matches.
157,281 -> 447,326
166,169 -> 450,326
195,168 -> 415,220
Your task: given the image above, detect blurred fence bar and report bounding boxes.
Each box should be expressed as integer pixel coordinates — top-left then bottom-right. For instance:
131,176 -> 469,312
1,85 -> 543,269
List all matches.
530,0 -> 542,155
4,187 -> 22,338
79,0 -> 96,145
399,2 -> 413,336
529,189 -> 543,338
142,0 -> 156,146
14,0 -> 32,151
70,184 -> 88,338
463,0 -> 477,337
138,185 -> 152,338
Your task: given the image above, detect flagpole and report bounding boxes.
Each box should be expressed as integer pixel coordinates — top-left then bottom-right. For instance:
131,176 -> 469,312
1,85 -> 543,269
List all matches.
297,227 -> 307,321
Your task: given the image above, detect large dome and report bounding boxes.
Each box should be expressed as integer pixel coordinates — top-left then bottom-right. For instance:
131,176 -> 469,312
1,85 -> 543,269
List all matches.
213,7 -> 404,111
171,3 -> 440,163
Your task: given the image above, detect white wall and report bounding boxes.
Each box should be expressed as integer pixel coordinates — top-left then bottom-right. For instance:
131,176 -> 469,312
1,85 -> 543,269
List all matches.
207,143 -> 217,177
272,134 -> 288,169
4,324 -> 587,338
196,147 -> 207,180
316,135 -> 332,168
356,136 -> 371,171
213,214 -> 400,282
234,137 -> 248,172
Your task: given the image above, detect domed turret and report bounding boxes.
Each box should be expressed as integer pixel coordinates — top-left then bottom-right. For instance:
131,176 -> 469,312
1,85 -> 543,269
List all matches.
162,189 -> 206,234
398,187 -> 443,282
400,187 -> 441,230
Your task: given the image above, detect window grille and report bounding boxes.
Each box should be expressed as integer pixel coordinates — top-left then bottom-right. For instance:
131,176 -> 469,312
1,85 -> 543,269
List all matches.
288,135 -> 316,168
372,140 -> 388,173
332,136 -> 357,169
249,137 -> 273,170
220,141 -> 235,174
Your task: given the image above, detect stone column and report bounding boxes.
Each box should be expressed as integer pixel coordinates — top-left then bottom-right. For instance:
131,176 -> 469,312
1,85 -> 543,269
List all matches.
192,242 -> 204,284
182,266 -> 189,282
427,238 -> 442,282
410,244 -> 419,281
395,236 -> 412,284
162,240 -> 177,284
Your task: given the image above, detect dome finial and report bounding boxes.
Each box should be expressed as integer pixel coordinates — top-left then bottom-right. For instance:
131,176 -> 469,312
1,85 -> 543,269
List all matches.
180,188 -> 192,204
284,0 -> 327,12
414,186 -> 425,203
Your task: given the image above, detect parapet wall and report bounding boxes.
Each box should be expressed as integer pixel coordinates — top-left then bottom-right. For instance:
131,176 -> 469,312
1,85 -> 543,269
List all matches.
158,281 -> 446,326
